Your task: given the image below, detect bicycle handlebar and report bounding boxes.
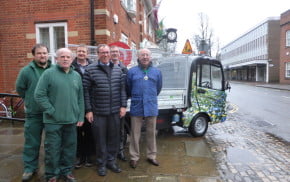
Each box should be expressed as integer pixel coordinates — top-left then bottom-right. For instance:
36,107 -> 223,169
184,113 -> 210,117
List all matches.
0,93 -> 21,98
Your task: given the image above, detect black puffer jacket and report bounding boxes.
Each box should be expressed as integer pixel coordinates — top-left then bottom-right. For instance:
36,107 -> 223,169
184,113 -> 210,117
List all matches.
72,58 -> 93,77
83,61 -> 127,115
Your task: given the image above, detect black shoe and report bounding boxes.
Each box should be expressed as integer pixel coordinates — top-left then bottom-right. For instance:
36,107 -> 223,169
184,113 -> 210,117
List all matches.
117,152 -> 127,161
147,158 -> 159,166
97,166 -> 107,176
63,174 -> 76,182
74,158 -> 84,169
106,163 -> 122,173
129,160 -> 138,169
84,157 -> 93,167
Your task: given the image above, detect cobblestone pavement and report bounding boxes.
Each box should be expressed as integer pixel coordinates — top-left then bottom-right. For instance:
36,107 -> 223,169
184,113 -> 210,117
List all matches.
205,115 -> 290,182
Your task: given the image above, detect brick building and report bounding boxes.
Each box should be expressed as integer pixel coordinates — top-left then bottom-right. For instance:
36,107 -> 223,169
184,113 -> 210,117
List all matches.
0,0 -> 158,93
280,9 -> 290,84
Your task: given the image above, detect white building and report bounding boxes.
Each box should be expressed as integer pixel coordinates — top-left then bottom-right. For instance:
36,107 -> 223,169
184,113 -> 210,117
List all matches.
221,17 -> 280,83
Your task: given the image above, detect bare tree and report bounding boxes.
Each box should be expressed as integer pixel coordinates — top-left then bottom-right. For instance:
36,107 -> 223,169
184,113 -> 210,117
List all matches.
192,12 -> 215,57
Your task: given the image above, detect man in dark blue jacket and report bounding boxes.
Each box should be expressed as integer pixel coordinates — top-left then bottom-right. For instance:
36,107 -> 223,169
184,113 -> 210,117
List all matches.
83,44 -> 127,176
126,48 -> 162,169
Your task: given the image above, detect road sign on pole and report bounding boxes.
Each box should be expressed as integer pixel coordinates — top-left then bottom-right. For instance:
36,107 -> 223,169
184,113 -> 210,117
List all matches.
182,39 -> 193,54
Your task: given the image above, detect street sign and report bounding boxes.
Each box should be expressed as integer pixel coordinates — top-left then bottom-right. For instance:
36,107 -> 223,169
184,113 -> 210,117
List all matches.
182,39 -> 193,54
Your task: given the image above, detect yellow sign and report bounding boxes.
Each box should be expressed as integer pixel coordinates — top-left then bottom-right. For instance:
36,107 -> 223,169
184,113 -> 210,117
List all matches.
182,39 -> 193,54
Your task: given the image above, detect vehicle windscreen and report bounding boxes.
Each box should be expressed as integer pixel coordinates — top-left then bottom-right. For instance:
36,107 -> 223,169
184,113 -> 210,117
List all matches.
156,56 -> 189,89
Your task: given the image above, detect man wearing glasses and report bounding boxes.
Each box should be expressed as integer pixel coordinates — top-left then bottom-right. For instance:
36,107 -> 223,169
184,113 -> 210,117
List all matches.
82,44 -> 127,176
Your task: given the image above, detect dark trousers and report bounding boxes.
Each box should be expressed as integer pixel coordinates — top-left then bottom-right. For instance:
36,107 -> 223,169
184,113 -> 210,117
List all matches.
76,119 -> 95,160
119,117 -> 126,153
91,113 -> 120,167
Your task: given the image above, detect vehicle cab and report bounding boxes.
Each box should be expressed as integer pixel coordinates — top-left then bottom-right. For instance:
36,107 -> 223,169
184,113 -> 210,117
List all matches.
155,55 -> 230,136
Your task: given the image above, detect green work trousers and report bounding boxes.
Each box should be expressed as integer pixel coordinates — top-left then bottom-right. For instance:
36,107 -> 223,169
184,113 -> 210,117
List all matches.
23,115 -> 44,173
44,123 -> 77,179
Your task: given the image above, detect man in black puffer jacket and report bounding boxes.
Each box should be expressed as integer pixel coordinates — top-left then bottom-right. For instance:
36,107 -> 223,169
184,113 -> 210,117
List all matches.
82,44 -> 127,176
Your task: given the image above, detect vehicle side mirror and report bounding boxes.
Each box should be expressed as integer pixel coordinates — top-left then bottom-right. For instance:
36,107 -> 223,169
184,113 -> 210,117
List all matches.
225,81 -> 231,92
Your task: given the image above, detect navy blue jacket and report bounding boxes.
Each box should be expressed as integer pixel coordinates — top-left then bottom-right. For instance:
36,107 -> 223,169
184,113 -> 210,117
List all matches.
83,61 -> 127,115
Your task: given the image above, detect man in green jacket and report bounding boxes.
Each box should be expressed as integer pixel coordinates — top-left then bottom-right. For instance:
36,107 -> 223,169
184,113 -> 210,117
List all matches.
16,43 -> 52,182
34,48 -> 84,182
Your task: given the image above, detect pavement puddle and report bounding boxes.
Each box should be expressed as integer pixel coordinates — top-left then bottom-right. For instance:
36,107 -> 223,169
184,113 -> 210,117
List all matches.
226,147 -> 260,164
184,140 -> 212,158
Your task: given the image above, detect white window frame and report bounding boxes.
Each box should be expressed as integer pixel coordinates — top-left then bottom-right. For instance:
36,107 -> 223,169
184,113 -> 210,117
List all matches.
120,33 -> 128,44
286,30 -> 290,47
286,62 -> 290,78
131,42 -> 136,50
143,10 -> 147,34
148,21 -> 154,37
121,0 -> 136,11
35,22 -> 68,63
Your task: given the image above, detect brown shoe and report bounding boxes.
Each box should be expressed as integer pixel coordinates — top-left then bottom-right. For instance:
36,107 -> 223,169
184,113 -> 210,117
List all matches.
129,160 -> 138,168
147,158 -> 159,166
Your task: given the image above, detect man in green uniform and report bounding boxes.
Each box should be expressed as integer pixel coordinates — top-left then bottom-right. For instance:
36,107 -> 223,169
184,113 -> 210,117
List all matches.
34,48 -> 84,182
16,44 -> 52,182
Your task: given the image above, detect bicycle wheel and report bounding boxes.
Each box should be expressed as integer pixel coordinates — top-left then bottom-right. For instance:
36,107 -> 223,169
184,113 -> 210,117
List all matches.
0,102 -> 10,121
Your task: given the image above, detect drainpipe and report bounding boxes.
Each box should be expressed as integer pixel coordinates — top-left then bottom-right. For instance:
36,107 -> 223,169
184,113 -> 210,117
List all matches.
90,0 -> 96,45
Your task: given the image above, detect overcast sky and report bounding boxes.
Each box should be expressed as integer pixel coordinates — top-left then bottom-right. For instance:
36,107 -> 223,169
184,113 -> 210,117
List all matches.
158,0 -> 289,53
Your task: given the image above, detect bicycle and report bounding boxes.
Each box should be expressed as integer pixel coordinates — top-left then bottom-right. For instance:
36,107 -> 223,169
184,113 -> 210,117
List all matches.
0,93 -> 25,122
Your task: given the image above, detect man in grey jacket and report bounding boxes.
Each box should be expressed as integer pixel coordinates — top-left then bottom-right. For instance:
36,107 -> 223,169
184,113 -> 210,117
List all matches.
82,44 -> 127,176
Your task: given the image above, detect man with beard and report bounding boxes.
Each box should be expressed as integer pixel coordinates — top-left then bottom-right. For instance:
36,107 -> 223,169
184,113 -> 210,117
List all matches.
16,44 -> 53,182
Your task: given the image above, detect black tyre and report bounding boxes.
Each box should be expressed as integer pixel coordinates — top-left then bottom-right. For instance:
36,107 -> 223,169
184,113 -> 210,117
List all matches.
188,114 -> 209,137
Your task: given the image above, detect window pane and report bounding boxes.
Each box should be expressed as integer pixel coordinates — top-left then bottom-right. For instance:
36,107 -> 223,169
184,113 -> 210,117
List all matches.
53,26 -> 65,51
121,33 -> 128,44
286,31 -> 290,47
286,62 -> 290,77
212,65 -> 222,90
200,64 -> 211,88
39,28 -> 50,50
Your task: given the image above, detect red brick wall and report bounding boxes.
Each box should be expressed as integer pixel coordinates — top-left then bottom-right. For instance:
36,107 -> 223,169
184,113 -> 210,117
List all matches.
0,0 -> 92,92
105,0 -> 143,46
0,0 -> 156,92
280,10 -> 290,84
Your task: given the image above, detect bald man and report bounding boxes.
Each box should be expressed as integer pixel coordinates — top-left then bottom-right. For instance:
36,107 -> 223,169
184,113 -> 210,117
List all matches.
35,48 -> 84,182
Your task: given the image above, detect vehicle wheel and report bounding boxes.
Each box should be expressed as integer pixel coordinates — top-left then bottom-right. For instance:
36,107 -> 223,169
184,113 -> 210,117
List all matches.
188,114 -> 209,137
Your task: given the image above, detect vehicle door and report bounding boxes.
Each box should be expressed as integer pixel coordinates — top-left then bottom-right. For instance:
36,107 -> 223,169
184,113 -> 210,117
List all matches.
194,60 -> 227,123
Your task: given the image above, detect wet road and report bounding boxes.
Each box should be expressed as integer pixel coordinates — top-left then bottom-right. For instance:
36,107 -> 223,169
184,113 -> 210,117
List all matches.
227,82 -> 290,142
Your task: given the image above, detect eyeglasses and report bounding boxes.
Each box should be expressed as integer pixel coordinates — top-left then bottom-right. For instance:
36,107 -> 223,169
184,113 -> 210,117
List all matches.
110,50 -> 119,53
98,51 -> 110,55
